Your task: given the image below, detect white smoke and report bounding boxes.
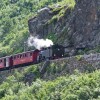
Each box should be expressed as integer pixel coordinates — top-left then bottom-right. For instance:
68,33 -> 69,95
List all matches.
28,36 -> 53,50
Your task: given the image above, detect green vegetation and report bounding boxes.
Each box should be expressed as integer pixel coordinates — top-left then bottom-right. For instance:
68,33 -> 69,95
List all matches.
1,68 -> 100,100
75,55 -> 83,61
48,0 -> 75,24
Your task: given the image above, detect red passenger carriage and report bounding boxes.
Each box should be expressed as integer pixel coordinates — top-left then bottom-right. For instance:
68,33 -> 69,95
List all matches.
0,50 -> 39,70
12,50 -> 39,67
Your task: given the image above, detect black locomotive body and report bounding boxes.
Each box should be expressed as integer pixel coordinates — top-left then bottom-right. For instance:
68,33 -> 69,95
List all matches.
37,44 -> 65,62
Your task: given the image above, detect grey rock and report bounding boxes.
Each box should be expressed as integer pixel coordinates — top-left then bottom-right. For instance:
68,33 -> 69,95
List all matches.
28,0 -> 100,51
69,0 -> 100,48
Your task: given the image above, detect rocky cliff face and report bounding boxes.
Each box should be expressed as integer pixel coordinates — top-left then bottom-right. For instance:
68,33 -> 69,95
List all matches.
70,0 -> 100,48
28,0 -> 100,50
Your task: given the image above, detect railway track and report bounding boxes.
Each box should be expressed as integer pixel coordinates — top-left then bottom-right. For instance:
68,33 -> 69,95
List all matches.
50,53 -> 100,62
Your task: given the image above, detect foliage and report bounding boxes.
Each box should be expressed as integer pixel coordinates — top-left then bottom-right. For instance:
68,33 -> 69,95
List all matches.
75,55 -> 83,61
0,70 -> 100,100
48,0 -> 75,24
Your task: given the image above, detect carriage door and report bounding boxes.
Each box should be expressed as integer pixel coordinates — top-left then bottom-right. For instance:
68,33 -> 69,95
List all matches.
6,57 -> 9,67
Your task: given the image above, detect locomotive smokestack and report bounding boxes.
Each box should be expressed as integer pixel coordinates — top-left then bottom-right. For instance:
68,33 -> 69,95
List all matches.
28,36 -> 53,50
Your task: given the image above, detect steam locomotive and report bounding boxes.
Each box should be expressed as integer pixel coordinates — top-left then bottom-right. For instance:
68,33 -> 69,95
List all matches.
0,44 -> 65,71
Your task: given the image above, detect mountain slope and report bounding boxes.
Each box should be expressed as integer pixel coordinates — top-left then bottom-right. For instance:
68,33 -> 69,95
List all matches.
1,69 -> 100,100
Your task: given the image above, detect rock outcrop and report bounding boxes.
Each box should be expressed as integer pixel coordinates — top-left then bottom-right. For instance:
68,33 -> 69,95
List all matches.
70,0 -> 100,48
28,7 -> 53,37
28,0 -> 100,50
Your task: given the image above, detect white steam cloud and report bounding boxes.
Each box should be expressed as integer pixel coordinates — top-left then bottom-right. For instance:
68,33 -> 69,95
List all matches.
28,36 -> 53,50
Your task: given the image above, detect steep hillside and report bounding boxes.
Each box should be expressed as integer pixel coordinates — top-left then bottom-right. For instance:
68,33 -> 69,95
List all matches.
1,67 -> 100,100
28,0 -> 100,55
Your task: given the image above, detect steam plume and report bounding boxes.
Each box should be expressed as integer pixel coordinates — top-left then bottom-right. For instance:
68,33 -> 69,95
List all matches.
28,36 -> 53,50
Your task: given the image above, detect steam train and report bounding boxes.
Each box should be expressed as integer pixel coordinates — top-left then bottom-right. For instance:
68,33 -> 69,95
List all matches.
0,44 -> 65,71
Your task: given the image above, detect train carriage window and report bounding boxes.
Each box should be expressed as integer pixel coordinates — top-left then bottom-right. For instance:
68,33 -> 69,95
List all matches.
25,54 -> 27,57
30,52 -> 32,56
24,54 -> 26,57
17,55 -> 19,59
20,55 -> 22,58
